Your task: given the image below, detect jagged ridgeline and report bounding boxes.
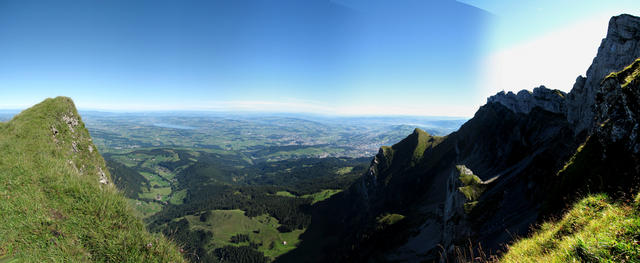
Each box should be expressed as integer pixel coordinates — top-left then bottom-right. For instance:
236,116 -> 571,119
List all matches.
0,97 -> 184,262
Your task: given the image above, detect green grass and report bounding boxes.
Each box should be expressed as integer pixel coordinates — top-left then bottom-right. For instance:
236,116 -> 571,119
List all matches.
169,189 -> 187,205
127,199 -> 164,218
335,166 -> 354,175
382,128 -> 444,170
0,97 -> 184,262
376,213 -> 405,227
456,165 -> 487,213
411,128 -> 430,163
184,209 -> 304,260
269,189 -> 342,205
139,187 -> 172,201
301,189 -> 342,204
457,166 -> 485,200
140,171 -> 171,187
375,213 -> 406,231
502,194 -> 640,263
273,191 -> 297,198
605,57 -> 640,88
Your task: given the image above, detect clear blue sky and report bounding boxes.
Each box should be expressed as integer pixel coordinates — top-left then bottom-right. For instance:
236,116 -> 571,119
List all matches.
0,0 -> 638,116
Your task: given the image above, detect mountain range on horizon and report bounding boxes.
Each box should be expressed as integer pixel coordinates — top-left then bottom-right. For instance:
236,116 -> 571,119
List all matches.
2,12 -> 640,263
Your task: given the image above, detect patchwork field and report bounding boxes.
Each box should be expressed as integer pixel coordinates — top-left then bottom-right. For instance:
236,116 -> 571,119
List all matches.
184,209 -> 305,259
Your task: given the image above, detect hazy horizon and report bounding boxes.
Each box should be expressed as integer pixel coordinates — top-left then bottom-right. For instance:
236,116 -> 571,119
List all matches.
0,105 -> 472,120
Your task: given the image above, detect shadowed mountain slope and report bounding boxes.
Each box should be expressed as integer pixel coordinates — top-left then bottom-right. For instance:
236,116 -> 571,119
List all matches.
277,14 -> 640,263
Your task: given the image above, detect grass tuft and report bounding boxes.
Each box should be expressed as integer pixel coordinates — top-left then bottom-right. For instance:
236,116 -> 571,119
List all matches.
604,57 -> 640,88
376,213 -> 405,230
502,193 -> 640,262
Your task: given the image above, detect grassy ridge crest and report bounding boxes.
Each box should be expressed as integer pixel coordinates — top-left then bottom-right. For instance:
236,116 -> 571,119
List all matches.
0,97 -> 184,262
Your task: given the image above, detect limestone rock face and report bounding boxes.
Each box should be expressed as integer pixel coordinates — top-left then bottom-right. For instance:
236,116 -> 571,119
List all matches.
595,60 -> 640,155
567,14 -> 640,133
491,14 -> 640,135
487,86 -> 566,115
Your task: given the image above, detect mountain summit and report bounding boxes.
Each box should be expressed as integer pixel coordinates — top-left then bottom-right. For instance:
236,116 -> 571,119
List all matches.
0,97 -> 184,262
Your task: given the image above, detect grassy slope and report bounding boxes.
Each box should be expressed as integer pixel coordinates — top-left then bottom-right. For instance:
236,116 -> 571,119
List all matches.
377,128 -> 445,188
380,128 -> 443,167
0,97 -> 184,262
502,194 -> 640,262
301,189 -> 342,204
272,189 -> 343,205
185,209 -> 304,260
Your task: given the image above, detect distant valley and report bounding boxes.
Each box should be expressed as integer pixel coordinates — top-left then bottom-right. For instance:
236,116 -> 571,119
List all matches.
80,112 -> 465,261
81,112 -> 466,160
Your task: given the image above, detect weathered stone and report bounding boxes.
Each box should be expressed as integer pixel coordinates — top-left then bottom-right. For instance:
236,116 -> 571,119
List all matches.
62,113 -> 79,133
71,141 -> 79,153
98,167 -> 109,185
567,14 -> 640,134
595,64 -> 640,155
487,86 -> 566,114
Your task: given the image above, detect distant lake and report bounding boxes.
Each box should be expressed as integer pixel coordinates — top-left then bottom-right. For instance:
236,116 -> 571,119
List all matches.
153,123 -> 196,130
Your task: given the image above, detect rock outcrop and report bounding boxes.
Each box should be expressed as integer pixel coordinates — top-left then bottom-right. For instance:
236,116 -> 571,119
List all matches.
491,14 -> 640,135
596,58 -> 640,154
546,57 -> 640,215
567,14 -> 640,134
487,86 -> 566,115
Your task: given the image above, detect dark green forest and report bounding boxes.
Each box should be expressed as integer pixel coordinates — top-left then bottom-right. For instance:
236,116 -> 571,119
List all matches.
105,147 -> 369,262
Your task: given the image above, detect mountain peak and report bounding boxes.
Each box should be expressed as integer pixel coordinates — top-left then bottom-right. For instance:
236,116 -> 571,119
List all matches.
411,127 -> 429,137
487,14 -> 640,135
567,14 -> 640,134
606,14 -> 640,41
0,97 -> 184,262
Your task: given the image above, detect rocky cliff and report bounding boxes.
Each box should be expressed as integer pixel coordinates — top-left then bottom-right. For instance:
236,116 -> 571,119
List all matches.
596,58 -> 640,155
489,14 -> 640,135
567,14 -> 640,134
487,86 -> 566,115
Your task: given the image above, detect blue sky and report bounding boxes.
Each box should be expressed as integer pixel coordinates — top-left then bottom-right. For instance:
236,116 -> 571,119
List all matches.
0,0 -> 638,116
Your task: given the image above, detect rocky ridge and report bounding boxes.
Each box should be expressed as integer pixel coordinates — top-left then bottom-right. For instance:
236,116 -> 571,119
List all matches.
487,86 -> 566,115
568,14 -> 640,134
489,14 -> 640,135
596,58 -> 640,155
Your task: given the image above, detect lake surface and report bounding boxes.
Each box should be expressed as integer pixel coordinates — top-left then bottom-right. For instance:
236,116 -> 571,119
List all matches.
153,123 -> 196,130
